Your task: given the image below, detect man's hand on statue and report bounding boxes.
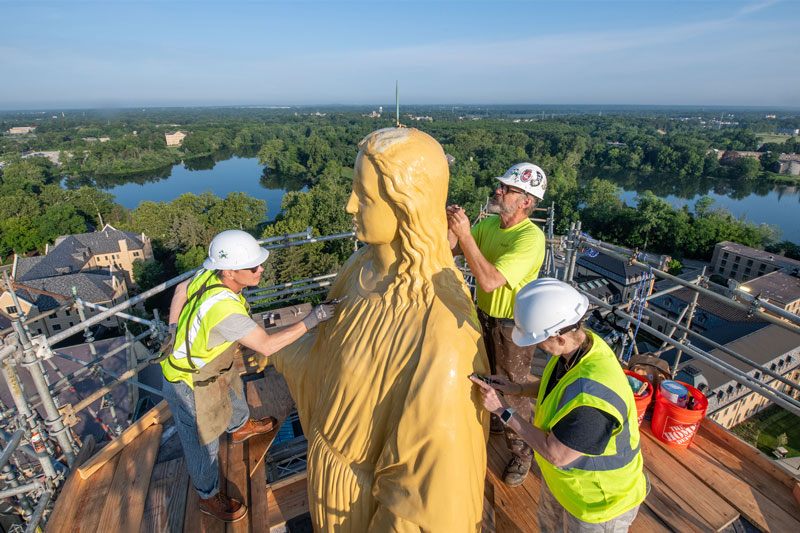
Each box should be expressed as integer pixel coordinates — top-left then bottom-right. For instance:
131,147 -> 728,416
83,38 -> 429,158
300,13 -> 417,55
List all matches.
245,351 -> 269,373
446,206 -> 471,240
470,375 -> 509,416
302,302 -> 337,331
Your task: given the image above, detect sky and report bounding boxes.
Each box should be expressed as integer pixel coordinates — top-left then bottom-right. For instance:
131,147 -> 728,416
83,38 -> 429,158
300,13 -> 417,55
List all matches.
2,0 -> 799,109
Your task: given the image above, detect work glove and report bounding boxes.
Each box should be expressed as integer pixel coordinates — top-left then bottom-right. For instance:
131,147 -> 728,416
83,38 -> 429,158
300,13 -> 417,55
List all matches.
243,348 -> 269,373
302,302 -> 336,331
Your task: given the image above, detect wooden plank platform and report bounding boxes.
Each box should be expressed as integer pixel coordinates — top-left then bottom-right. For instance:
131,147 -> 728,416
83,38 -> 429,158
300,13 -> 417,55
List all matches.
46,371 -> 800,533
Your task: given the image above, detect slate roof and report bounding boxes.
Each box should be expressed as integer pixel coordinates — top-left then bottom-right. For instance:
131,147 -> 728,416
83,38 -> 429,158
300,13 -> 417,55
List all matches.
15,272 -> 122,310
716,241 -> 800,270
58,226 -> 147,255
683,325 -> 800,390
9,284 -> 69,312
742,271 -> 800,306
576,252 -> 648,285
15,226 -> 146,284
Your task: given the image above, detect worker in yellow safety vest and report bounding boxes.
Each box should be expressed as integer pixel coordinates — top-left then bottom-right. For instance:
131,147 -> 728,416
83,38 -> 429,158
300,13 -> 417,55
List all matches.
470,278 -> 647,532
161,229 -> 337,523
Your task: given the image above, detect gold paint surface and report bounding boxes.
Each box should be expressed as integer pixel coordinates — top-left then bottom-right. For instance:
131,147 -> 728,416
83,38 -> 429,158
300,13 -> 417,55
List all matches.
274,128 -> 489,532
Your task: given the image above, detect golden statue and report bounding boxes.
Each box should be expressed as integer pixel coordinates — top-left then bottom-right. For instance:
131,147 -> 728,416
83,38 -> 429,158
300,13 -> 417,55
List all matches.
273,127 -> 489,531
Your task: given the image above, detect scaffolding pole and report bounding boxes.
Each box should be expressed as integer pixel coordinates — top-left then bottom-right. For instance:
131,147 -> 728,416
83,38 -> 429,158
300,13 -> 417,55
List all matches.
0,359 -> 58,479
248,279 -> 335,305
12,321 -> 76,466
581,237 -> 800,335
638,304 -> 800,393
245,273 -> 338,297
23,488 -> 51,533
586,293 -> 800,417
0,430 -> 24,472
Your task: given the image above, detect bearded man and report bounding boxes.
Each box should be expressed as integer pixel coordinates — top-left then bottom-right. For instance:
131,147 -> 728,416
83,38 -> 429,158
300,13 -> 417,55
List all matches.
447,162 -> 547,487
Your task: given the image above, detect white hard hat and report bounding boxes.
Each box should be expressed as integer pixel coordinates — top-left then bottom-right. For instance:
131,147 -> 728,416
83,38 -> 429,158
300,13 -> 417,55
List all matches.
496,163 -> 547,200
203,230 -> 270,271
511,278 -> 589,346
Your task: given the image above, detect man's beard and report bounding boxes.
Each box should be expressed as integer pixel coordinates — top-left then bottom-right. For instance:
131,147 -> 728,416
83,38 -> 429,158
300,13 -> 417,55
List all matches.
487,195 -> 515,215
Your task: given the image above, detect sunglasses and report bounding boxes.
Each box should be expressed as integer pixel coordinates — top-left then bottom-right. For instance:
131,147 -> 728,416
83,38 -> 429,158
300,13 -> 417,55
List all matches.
497,183 -> 526,195
238,265 -> 262,273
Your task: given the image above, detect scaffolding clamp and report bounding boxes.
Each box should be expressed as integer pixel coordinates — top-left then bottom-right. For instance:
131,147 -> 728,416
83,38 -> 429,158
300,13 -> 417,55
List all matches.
30,335 -> 53,362
746,295 -> 762,318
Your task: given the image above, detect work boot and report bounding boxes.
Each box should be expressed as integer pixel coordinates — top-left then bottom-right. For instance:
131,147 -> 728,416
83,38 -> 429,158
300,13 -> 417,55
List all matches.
503,457 -> 531,487
490,414 -> 504,435
199,492 -> 248,522
231,416 -> 278,443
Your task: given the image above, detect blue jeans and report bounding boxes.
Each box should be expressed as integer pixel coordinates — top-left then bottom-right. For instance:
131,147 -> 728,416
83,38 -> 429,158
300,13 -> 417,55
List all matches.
161,374 -> 249,498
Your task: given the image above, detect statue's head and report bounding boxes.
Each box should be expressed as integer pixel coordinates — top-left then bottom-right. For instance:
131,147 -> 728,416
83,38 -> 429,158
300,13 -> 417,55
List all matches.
347,127 -> 451,284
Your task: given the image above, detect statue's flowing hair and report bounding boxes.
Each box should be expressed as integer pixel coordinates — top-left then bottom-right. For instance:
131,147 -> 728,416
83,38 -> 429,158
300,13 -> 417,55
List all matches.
358,128 -> 473,313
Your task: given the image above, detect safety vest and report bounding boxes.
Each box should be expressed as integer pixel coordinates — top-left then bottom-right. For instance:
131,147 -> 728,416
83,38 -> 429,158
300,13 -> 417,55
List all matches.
534,330 -> 646,523
161,269 -> 249,389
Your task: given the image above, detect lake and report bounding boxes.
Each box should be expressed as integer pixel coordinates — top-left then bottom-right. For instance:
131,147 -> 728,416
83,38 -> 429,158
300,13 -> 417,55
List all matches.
87,156 -> 305,221
579,169 -> 800,243
74,158 -> 799,244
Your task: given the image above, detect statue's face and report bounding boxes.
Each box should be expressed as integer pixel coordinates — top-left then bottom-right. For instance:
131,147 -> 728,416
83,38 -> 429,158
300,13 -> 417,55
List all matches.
346,152 -> 399,244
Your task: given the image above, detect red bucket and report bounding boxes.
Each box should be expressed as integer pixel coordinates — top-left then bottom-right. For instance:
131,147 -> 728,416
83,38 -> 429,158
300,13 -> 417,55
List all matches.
624,370 -> 652,425
651,380 -> 708,449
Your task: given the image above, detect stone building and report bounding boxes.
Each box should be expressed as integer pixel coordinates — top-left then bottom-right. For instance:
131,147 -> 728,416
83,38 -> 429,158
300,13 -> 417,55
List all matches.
710,241 -> 800,283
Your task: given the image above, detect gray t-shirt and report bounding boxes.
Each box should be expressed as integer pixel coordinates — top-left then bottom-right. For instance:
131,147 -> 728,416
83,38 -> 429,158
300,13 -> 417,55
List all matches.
206,312 -> 258,350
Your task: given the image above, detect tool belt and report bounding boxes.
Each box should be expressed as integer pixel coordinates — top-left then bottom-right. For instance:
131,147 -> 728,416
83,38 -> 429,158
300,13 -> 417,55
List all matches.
477,308 -> 515,329
192,344 -> 244,446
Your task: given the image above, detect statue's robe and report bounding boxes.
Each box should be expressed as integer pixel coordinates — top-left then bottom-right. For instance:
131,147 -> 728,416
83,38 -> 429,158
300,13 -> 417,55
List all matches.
273,247 -> 489,532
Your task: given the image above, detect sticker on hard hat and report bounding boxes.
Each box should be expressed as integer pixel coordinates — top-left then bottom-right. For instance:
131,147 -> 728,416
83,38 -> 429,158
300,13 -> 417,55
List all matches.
531,170 -> 544,187
519,169 -> 532,182
218,251 -> 228,258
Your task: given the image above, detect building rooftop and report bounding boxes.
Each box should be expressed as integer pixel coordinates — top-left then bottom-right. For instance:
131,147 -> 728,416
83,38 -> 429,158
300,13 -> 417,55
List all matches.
716,241 -> 800,271
15,272 -> 123,310
688,324 -> 800,390
576,252 -> 648,285
742,270 -> 800,307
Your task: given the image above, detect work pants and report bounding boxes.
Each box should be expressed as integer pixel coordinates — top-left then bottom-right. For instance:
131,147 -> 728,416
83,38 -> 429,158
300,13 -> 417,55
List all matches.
161,374 -> 250,498
537,482 -> 640,532
478,309 -> 535,464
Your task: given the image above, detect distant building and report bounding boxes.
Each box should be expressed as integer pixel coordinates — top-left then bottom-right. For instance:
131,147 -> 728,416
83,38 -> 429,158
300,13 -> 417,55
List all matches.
776,154 -> 800,175
740,270 -> 800,316
574,252 -> 652,302
649,284 -> 800,429
688,325 -> 800,428
710,241 -> 800,282
8,126 -> 36,134
13,224 -> 153,289
165,131 -> 188,147
0,273 -> 128,337
717,150 -> 764,165
777,127 -> 799,135
2,225 -> 154,336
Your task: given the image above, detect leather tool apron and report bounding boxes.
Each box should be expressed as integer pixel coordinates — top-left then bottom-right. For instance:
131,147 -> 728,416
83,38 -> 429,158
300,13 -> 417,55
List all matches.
192,343 -> 245,446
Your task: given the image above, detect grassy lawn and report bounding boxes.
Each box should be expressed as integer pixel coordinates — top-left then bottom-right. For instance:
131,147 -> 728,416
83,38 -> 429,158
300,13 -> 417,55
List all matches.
756,133 -> 795,144
732,404 -> 800,458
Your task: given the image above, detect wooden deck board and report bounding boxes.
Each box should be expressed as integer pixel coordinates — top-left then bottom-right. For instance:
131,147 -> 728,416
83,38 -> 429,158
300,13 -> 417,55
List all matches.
226,438 -> 250,533
486,435 -> 540,532
139,457 -> 189,533
641,429 -> 739,531
645,426 -> 800,532
265,472 -> 309,529
44,435 -> 95,533
249,453 -> 271,532
97,423 -> 163,533
245,367 -> 295,477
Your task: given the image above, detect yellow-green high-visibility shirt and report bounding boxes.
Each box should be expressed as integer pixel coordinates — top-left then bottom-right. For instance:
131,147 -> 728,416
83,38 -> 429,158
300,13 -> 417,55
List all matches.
471,216 -> 545,319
